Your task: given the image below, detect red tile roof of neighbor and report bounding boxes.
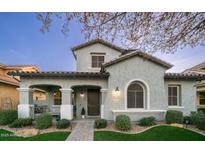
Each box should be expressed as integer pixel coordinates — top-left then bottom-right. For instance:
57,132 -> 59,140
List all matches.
0,74 -> 19,86
0,63 -> 39,71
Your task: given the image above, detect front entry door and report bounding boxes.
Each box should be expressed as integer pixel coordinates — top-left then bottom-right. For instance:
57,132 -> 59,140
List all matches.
87,89 -> 100,116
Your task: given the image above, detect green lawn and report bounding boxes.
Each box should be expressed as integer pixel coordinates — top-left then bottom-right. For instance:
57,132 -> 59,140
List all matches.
0,129 -> 70,141
94,125 -> 205,141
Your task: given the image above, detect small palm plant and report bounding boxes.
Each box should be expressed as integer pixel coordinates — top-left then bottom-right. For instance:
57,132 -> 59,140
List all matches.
81,107 -> 86,119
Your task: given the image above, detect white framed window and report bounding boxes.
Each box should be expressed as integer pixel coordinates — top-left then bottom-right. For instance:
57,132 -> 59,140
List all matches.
127,82 -> 144,108
168,85 -> 181,106
91,55 -> 104,68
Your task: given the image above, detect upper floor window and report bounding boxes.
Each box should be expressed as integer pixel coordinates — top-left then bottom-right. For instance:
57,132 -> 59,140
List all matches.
91,55 -> 104,68
168,85 -> 181,106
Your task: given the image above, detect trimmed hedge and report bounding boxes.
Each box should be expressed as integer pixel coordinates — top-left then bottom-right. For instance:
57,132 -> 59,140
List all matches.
165,110 -> 183,124
139,116 -> 156,126
183,116 -> 191,124
35,113 -> 52,129
56,119 -> 70,129
196,114 -> 205,130
190,111 -> 204,125
197,108 -> 205,114
94,119 -> 107,129
9,118 -> 33,128
0,109 -> 18,125
115,115 -> 131,131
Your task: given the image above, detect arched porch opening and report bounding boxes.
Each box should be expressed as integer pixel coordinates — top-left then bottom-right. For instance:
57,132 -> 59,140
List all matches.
29,84 -> 62,117
71,85 -> 102,119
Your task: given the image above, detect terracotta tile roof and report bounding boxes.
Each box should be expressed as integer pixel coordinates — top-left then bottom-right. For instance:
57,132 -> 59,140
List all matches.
0,74 -> 19,86
164,73 -> 205,80
102,50 -> 173,69
8,71 -> 110,79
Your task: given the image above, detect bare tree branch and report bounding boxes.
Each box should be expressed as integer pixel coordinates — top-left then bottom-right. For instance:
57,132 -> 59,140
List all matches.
36,12 -> 205,53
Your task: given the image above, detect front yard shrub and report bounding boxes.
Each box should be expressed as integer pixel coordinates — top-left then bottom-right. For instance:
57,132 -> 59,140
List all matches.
115,115 -> 131,131
197,108 -> 205,114
183,116 -> 191,124
35,113 -> 52,129
9,118 -> 33,128
196,114 -> 205,130
139,116 -> 156,126
165,110 -> 183,124
0,109 -> 18,125
94,119 -> 107,129
190,111 -> 204,125
56,119 -> 70,129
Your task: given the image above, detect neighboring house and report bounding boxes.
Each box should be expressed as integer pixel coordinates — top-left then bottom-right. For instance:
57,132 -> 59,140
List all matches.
9,39 -> 205,121
183,61 -> 205,109
0,63 -> 39,110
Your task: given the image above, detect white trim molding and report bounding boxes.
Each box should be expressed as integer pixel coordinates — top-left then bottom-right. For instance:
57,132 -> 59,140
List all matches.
17,88 -> 34,92
112,109 -> 166,113
124,79 -> 150,110
60,88 -> 73,92
168,106 -> 184,109
100,88 -> 108,93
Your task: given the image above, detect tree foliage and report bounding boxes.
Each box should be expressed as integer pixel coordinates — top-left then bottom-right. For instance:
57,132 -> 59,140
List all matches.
36,12 -> 205,53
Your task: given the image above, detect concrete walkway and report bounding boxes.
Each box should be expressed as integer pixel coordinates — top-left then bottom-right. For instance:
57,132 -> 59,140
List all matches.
66,120 -> 94,141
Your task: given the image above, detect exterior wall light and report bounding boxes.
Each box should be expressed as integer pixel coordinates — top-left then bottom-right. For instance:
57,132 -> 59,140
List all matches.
114,86 -> 120,96
115,87 -> 119,92
80,91 -> 85,97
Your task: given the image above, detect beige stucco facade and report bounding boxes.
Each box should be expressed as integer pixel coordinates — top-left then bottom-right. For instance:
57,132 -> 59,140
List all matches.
0,82 -> 19,109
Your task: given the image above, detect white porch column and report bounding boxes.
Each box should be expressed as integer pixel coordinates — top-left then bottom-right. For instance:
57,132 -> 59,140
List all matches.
17,88 -> 34,119
60,88 -> 73,120
100,89 -> 108,119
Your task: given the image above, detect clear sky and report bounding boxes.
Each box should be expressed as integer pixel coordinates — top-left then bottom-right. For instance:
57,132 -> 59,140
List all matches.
0,12 -> 204,72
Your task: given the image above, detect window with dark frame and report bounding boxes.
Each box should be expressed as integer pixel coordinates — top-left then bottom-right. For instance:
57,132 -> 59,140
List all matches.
91,55 -> 104,68
168,85 -> 181,106
127,82 -> 144,108
199,92 -> 205,105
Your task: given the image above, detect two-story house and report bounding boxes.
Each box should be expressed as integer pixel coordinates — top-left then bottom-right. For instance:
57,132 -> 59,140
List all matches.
10,39 -> 205,121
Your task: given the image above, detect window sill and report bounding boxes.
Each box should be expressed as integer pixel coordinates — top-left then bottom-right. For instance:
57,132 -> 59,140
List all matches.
88,67 -> 101,71
112,109 -> 166,113
168,106 -> 184,109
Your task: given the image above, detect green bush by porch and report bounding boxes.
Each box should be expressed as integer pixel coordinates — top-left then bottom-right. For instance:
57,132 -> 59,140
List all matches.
0,110 -> 18,125
166,110 -> 183,124
138,116 -> 156,126
9,118 -> 33,128
56,119 -> 70,129
94,119 -> 107,129
94,125 -> 205,141
35,113 -> 52,129
115,115 -> 131,131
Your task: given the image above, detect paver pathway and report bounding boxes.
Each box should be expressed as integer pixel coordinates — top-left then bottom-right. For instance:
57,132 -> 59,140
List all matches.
66,120 -> 94,141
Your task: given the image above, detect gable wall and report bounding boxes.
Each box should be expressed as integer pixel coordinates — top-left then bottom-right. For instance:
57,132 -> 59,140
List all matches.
104,56 -> 168,120
74,43 -> 121,72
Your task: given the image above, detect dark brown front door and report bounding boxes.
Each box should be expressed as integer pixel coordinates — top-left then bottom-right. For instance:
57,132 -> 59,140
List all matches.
87,89 -> 100,116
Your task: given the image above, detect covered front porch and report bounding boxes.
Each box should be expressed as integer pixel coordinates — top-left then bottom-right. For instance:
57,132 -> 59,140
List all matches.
16,73 -> 109,120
